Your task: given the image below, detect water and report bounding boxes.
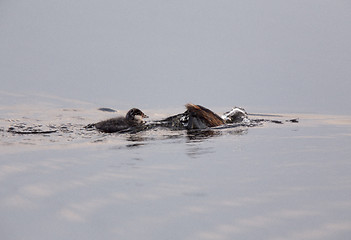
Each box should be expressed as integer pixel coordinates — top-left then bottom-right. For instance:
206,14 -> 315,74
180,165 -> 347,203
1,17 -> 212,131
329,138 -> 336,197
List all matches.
1,93 -> 351,240
1,1 -> 351,238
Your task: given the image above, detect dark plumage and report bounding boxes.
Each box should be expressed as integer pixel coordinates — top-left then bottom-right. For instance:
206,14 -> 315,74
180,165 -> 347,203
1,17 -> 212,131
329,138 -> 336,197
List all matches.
160,104 -> 226,130
94,108 -> 148,133
186,104 -> 225,129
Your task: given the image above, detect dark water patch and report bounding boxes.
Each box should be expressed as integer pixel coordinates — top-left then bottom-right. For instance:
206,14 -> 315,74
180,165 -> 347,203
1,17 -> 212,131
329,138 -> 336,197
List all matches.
98,107 -> 117,112
8,128 -> 57,134
62,109 -> 79,112
186,130 -> 222,141
126,143 -> 145,148
7,123 -> 58,134
249,113 -> 284,117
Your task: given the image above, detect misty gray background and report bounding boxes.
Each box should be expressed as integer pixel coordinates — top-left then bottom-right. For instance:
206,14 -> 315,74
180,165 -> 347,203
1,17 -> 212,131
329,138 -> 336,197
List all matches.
1,0 -> 350,114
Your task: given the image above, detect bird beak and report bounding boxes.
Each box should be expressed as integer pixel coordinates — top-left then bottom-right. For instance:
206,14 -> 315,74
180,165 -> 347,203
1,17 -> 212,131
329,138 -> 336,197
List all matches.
142,113 -> 149,118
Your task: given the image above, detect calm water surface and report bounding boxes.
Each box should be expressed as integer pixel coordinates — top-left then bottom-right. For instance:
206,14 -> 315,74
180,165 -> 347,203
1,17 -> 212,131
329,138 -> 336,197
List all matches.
1,97 -> 351,240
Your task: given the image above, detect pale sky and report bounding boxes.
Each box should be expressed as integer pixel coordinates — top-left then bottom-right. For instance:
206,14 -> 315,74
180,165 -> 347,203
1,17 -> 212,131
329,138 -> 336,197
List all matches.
1,0 -> 351,114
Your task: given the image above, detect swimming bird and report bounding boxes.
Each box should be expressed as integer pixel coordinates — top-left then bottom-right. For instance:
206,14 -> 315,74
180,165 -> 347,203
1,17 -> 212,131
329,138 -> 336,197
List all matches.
160,104 -> 225,130
221,107 -> 249,123
185,104 -> 225,129
93,108 -> 148,133
160,104 -> 250,130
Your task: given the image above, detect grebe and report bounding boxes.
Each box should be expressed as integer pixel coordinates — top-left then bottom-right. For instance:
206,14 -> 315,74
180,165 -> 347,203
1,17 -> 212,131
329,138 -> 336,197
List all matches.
93,108 -> 148,133
160,104 -> 248,130
221,107 -> 249,123
186,104 -> 224,129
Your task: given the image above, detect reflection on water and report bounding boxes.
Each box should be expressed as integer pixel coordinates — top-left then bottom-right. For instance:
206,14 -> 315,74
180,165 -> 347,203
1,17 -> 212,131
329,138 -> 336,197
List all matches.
186,129 -> 222,141
1,98 -> 351,240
